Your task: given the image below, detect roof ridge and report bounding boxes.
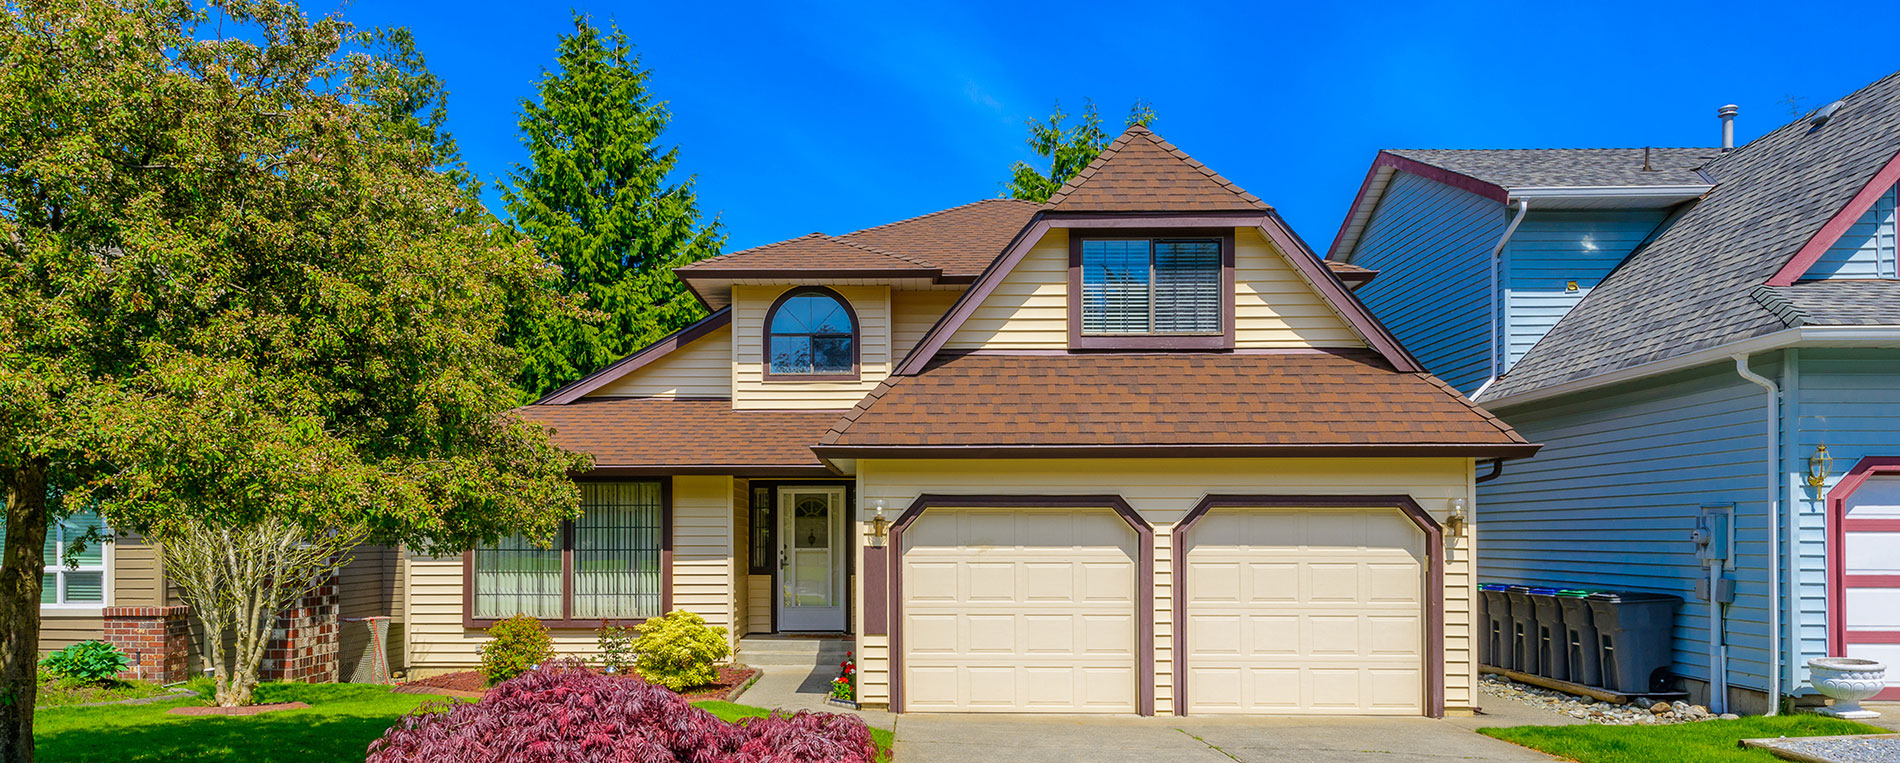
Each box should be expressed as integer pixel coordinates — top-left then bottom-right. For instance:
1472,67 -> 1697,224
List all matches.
1042,128 -> 1137,206
1043,125 -> 1270,210
687,231 -> 829,266
1137,128 -> 1269,207
1750,283 -> 1811,328
1414,372 -> 1532,445
1387,146 -> 1721,153
835,198 -> 1036,239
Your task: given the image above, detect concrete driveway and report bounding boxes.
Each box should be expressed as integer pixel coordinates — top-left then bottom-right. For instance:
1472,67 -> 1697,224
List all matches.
890,714 -> 1559,762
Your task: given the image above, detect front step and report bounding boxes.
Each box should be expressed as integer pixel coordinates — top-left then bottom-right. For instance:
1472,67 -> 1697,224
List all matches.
738,635 -> 853,668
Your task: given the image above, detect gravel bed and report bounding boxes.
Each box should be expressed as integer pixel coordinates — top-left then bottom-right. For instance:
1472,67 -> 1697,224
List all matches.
1481,673 -> 1741,725
1757,735 -> 1900,763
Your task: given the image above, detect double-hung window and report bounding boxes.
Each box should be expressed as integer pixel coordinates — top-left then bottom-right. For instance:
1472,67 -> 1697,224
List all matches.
1072,232 -> 1231,348
469,481 -> 667,625
0,506 -> 109,607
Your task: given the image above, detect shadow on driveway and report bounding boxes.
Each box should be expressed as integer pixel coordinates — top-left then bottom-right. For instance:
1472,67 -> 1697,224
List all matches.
892,714 -> 1561,762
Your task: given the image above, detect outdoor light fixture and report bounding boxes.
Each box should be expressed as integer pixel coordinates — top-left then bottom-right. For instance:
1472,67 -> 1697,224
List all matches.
1808,444 -> 1833,488
1447,497 -> 1468,534
868,499 -> 889,547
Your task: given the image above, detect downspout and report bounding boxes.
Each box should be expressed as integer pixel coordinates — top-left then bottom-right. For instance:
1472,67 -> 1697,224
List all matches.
1473,199 -> 1530,400
1733,353 -> 1783,716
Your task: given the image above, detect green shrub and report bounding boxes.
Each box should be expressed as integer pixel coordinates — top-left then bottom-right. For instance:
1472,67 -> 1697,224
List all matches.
39,641 -> 128,684
596,621 -> 637,675
479,614 -> 553,686
631,610 -> 730,691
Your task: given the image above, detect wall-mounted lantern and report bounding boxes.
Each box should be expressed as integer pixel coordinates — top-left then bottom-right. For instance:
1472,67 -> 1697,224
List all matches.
868,499 -> 889,547
1447,497 -> 1468,534
1807,444 -> 1833,488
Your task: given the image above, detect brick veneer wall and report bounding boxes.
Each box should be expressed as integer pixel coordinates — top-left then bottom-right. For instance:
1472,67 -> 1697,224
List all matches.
258,579 -> 340,683
102,605 -> 191,684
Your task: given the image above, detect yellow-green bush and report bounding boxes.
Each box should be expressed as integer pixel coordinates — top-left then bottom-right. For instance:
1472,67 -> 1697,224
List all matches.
632,610 -> 730,690
480,614 -> 553,686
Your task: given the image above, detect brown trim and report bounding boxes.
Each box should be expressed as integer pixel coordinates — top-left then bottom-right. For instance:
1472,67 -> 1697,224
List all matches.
1768,148 -> 1900,286
1044,213 -> 1271,228
893,215 -> 1052,376
679,267 -> 942,280
583,465 -> 838,477
812,443 -> 1542,460
463,477 -> 674,630
746,485 -> 775,576
753,479 -> 856,634
886,494 -> 1155,715
1169,494 -> 1446,718
761,285 -> 862,382
862,545 -> 889,636
1254,216 -> 1424,373
1066,228 -> 1236,351
536,309 -> 733,405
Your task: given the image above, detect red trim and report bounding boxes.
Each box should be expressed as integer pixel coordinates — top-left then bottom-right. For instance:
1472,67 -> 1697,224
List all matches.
463,477 -> 673,630
1878,687 -> 1900,701
1845,631 -> 1900,644
1846,575 -> 1900,588
886,494 -> 1155,716
1169,495 -> 1446,718
862,545 -> 888,636
1767,148 -> 1900,286
761,286 -> 862,382
1326,151 -> 1509,262
537,309 -> 732,404
1065,228 -> 1236,351
1255,216 -> 1424,373
1845,519 -> 1900,532
1826,456 -> 1900,656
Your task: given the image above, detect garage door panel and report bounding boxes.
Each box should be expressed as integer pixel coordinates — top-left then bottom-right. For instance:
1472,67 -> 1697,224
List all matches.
1185,509 -> 1424,715
903,508 -> 1138,713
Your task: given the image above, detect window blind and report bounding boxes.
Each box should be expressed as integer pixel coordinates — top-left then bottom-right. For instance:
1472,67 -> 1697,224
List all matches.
1081,240 -> 1153,334
1153,240 -> 1221,333
572,482 -> 663,619
1081,238 -> 1220,335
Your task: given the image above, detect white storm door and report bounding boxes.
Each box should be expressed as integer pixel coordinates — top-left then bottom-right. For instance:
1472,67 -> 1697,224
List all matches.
777,486 -> 847,631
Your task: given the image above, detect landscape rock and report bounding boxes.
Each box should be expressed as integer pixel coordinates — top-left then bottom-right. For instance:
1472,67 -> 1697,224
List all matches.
1480,674 -> 1729,726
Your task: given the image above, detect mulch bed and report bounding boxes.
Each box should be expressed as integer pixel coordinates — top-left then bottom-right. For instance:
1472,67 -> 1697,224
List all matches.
166,701 -> 311,716
395,666 -> 760,704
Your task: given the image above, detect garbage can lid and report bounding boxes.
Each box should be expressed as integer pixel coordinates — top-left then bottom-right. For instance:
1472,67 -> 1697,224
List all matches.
1556,589 -> 1594,597
1506,585 -> 1534,593
1479,583 -> 1509,591
1585,591 -> 1682,603
1527,587 -> 1561,595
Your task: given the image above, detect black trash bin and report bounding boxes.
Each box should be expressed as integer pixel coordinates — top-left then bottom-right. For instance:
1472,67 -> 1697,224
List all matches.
1479,584 -> 1510,670
1532,591 -> 1570,682
1556,591 -> 1602,688
1505,586 -> 1541,676
1586,591 -> 1681,693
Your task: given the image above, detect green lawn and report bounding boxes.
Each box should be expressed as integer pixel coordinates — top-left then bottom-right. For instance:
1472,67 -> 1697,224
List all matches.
694,700 -> 896,761
35,682 -> 444,763
1481,715 -> 1889,763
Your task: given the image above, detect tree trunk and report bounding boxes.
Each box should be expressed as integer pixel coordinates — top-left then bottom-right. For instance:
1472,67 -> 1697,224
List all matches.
0,461 -> 50,763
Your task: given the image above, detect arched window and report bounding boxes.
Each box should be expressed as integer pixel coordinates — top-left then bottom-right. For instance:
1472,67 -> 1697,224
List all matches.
764,287 -> 858,379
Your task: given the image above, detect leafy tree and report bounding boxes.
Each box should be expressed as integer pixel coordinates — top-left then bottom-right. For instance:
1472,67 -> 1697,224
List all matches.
0,0 -> 588,737
1005,99 -> 1157,202
503,16 -> 726,399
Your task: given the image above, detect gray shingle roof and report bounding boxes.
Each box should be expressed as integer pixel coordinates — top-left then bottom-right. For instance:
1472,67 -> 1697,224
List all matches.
1387,147 -> 1719,188
1487,71 -> 1900,400
1754,281 -> 1900,326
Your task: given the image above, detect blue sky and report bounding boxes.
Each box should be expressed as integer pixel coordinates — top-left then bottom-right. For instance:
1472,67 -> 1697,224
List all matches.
344,0 -> 1897,253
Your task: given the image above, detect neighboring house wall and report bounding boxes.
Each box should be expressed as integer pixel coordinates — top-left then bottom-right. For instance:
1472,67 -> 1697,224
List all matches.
1478,358 -> 1781,705
1802,181 -> 1898,280
1502,209 -> 1669,369
590,324 -> 733,399
733,284 -> 892,410
1340,172 -> 1504,393
851,457 -> 1478,715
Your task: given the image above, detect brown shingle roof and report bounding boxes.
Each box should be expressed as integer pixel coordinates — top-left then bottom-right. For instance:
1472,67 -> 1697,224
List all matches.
817,351 -> 1532,456
1044,125 -> 1271,213
514,398 -> 839,472
837,199 -> 1040,277
675,233 -> 936,275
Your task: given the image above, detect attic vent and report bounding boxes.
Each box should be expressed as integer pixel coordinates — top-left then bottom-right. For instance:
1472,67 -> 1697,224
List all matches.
1810,99 -> 1845,129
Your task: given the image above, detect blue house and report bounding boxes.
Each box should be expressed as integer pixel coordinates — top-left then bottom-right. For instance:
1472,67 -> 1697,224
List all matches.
1328,71 -> 1900,714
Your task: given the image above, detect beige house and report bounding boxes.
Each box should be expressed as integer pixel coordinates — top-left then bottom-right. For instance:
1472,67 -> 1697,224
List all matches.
400,126 -> 1536,717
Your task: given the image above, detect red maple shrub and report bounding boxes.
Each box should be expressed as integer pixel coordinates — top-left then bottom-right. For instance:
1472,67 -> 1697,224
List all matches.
367,660 -> 876,763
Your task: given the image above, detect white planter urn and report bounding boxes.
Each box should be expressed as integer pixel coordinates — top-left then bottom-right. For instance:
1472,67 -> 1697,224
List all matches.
1808,657 -> 1886,719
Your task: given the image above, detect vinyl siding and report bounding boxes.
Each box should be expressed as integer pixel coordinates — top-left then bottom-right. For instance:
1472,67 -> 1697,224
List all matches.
853,457 -> 1477,714
747,575 -> 772,634
944,230 -> 1070,350
733,285 -> 891,410
1479,359 -> 1780,695
41,535 -> 162,654
588,324 -> 733,399
1502,210 -> 1668,369
891,290 -> 961,363
1341,172 -> 1505,393
1802,181 -> 1898,280
731,479 -> 749,642
338,544 -> 404,678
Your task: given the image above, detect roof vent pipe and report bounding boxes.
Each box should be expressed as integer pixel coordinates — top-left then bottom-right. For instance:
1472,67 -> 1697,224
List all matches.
1718,104 -> 1739,150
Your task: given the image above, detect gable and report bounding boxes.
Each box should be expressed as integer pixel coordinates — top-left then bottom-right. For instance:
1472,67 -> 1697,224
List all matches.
1802,179 -> 1898,280
1503,209 -> 1669,369
585,323 -> 732,400
731,283 -> 891,410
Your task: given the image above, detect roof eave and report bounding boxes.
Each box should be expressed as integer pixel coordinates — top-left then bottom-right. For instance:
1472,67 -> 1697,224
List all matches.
811,443 -> 1543,460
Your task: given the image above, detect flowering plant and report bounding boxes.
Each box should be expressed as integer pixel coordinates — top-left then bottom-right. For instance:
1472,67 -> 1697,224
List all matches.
829,651 -> 856,701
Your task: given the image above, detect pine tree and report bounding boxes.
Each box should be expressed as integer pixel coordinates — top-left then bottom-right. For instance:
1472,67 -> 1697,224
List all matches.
503,16 -> 725,398
1006,99 -> 1157,202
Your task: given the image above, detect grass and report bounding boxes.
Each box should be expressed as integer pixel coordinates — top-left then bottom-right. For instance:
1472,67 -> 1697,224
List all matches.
1480,715 -> 1891,763
35,682 -> 446,763
694,699 -> 896,761
36,674 -> 176,708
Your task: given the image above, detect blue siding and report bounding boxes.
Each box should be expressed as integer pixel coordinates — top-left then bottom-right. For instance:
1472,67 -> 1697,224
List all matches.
1344,171 -> 1505,393
1803,181 -> 1897,280
1502,210 -> 1669,369
1480,358 -> 1781,694
1794,349 -> 1900,682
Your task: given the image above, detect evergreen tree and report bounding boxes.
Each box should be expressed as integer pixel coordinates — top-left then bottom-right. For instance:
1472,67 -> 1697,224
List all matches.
1006,99 -> 1157,202
503,16 -> 725,398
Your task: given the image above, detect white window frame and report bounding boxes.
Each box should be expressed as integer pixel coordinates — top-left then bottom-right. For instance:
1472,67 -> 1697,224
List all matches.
41,513 -> 112,611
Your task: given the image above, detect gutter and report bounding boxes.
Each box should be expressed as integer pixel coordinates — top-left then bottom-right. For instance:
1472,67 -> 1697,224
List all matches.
1732,354 -> 1782,716
1477,326 -> 1900,410
1473,199 -> 1531,399
1505,185 -> 1712,201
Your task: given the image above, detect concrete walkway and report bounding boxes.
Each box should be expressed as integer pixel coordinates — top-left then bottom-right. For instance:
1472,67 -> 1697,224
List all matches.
892,714 -> 1560,762
730,663 -> 895,730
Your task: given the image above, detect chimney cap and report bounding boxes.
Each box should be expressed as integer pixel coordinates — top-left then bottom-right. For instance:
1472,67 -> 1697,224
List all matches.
1718,104 -> 1740,117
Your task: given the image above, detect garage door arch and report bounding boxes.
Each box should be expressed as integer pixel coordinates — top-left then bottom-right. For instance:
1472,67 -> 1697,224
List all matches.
1170,495 -> 1445,718
888,494 -> 1155,715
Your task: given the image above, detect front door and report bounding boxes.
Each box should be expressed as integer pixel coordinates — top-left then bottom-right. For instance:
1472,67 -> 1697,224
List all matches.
777,486 -> 847,632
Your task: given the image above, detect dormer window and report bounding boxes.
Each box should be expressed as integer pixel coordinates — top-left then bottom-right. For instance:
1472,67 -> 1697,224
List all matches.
1068,229 -> 1235,350
764,286 -> 859,380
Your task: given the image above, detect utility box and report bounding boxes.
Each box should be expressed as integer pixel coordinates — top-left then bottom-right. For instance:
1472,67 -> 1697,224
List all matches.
1693,506 -> 1732,564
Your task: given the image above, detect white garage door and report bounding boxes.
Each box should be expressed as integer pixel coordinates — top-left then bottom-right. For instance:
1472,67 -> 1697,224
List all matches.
902,508 -> 1138,712
1844,475 -> 1900,700
1184,509 -> 1424,715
